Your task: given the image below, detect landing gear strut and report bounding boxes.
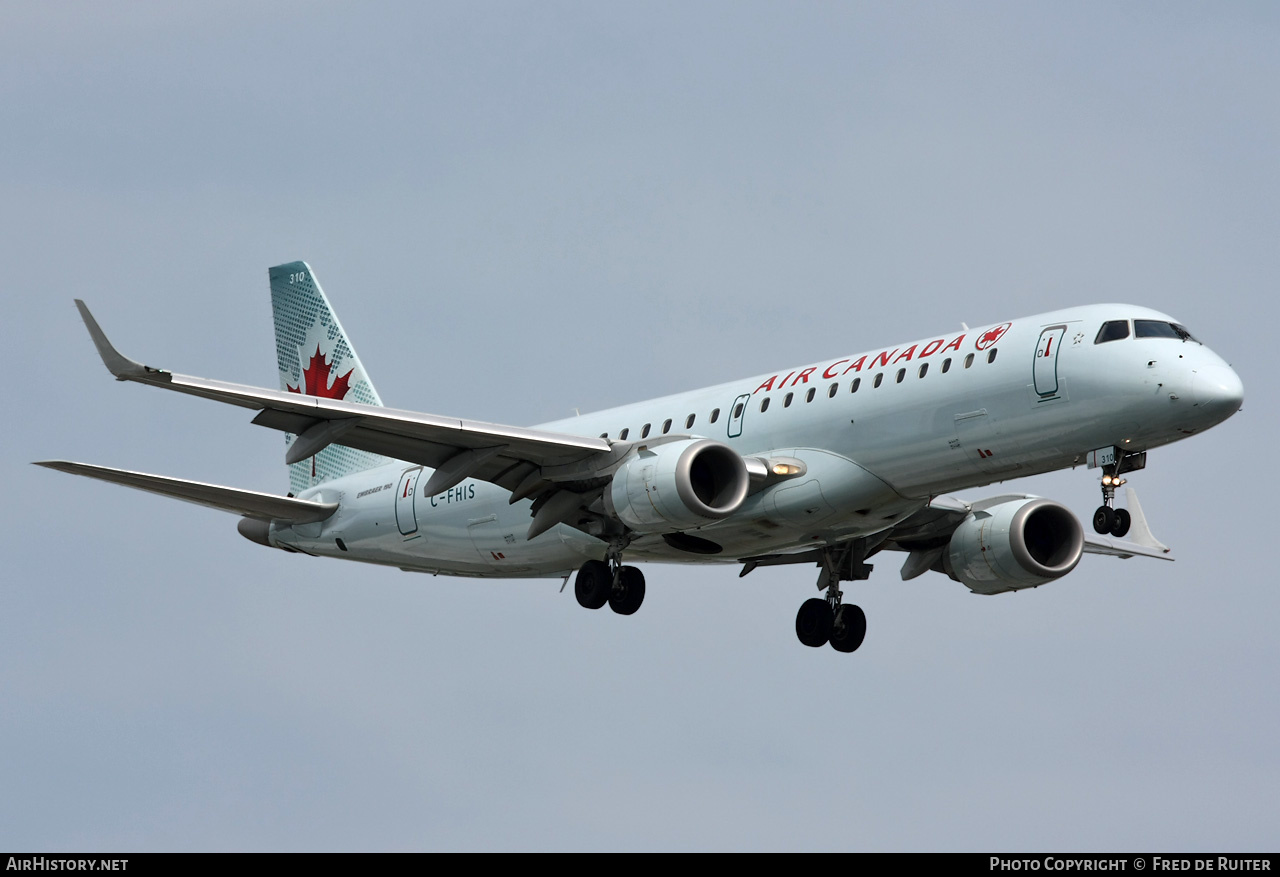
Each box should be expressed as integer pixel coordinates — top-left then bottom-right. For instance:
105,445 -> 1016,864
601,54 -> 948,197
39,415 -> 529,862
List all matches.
574,541 -> 645,616
794,543 -> 870,653
1093,462 -> 1131,538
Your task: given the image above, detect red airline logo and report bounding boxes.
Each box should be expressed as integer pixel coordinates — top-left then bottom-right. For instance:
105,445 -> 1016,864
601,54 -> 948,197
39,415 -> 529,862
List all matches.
975,323 -> 1011,351
287,346 -> 353,400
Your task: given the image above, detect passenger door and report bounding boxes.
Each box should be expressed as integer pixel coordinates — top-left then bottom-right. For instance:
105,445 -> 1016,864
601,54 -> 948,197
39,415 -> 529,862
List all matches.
395,467 -> 421,536
1033,324 -> 1067,402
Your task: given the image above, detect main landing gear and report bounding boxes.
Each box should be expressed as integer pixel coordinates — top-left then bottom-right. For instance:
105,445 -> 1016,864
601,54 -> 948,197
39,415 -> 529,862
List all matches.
574,546 -> 645,616
796,596 -> 866,653
794,543 -> 870,653
1093,469 -> 1131,538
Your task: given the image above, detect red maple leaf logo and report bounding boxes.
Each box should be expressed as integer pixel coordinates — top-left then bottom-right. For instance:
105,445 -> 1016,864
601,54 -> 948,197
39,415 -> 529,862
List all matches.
975,323 -> 1011,351
287,346 -> 353,400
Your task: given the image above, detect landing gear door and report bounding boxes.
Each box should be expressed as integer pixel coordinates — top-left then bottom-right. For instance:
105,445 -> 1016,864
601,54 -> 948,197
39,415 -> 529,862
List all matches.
1033,324 -> 1067,400
396,467 -> 421,536
727,393 -> 751,439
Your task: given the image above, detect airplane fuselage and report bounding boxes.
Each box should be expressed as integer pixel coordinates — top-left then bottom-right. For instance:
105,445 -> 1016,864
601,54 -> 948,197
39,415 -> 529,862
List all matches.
271,303 -> 1242,578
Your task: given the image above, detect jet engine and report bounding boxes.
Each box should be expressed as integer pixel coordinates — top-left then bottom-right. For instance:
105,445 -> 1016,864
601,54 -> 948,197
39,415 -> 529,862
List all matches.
604,439 -> 750,533
946,498 -> 1084,594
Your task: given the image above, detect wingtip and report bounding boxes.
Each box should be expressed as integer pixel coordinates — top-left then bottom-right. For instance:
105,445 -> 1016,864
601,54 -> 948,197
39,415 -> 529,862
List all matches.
1123,487 -> 1171,554
35,459 -> 88,472
73,300 -> 156,381
33,460 -> 91,478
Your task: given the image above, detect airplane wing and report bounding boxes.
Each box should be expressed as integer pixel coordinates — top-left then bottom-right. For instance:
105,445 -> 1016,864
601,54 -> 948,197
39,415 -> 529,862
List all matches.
34,460 -> 338,523
879,488 -> 1172,581
74,300 -> 625,503
739,488 -> 1172,585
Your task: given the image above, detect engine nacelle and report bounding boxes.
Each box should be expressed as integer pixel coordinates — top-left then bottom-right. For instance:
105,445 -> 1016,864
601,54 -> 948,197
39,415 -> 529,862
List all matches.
605,439 -> 750,533
947,498 -> 1084,594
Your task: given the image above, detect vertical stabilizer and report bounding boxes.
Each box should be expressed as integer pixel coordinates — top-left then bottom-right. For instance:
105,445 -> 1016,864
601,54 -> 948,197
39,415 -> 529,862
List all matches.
269,261 -> 387,493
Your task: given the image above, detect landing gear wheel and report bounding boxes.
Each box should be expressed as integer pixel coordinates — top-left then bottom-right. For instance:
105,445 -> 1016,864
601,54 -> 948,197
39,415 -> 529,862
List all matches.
609,566 -> 646,615
795,598 -> 834,648
1093,505 -> 1117,535
574,560 -> 612,610
829,604 -> 867,653
1110,508 -> 1131,538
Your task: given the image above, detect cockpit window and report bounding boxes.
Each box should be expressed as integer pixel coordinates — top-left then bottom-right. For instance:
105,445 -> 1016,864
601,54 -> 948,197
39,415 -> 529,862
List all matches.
1095,320 -> 1130,343
1135,320 -> 1198,342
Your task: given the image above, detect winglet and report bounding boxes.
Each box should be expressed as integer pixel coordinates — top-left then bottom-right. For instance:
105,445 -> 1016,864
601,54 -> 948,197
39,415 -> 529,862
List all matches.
74,299 -> 161,381
1123,487 -> 1170,554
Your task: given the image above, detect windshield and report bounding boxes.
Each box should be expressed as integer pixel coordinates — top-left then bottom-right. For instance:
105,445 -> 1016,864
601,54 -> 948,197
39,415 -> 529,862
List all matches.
1135,320 -> 1199,343
1095,320 -> 1130,343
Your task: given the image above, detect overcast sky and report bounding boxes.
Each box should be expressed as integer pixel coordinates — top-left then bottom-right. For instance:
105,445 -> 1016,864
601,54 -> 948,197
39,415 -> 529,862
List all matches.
2,1 -> 1276,851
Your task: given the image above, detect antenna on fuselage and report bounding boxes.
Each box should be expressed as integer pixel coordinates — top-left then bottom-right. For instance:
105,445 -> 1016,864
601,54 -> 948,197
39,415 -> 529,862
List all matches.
961,322 -> 970,331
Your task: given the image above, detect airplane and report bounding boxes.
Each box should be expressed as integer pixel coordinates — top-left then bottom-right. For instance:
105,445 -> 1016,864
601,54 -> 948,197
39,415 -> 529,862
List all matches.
37,262 -> 1244,653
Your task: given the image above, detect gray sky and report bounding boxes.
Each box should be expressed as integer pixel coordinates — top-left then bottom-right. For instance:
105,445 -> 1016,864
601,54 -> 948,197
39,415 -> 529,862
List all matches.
2,1 -> 1276,851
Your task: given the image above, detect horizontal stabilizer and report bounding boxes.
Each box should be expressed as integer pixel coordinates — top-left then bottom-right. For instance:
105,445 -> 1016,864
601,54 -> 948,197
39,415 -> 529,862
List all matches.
35,461 -> 338,524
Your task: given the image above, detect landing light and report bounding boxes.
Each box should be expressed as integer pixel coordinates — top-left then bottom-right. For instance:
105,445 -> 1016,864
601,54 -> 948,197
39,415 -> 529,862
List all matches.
772,463 -> 802,476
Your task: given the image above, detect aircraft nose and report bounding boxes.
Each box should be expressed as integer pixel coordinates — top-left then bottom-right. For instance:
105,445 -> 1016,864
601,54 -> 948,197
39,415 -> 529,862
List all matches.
1191,363 -> 1244,423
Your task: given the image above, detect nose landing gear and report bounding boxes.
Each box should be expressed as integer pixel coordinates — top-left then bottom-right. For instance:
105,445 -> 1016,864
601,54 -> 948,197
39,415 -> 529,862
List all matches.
1093,470 -> 1131,538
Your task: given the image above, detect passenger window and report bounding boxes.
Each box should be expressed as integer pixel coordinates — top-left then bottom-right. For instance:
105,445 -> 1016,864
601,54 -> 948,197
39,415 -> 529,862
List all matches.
784,392 -> 794,408
1095,320 -> 1130,343
760,397 -> 770,412
732,403 -> 743,419
895,368 -> 905,383
805,387 -> 816,402
850,378 -> 861,393
873,373 -> 884,388
685,414 -> 695,429
662,419 -> 672,434
941,358 -> 951,373
964,353 -> 974,368
918,363 -> 928,378
987,348 -> 998,363
710,408 -> 720,423
1135,320 -> 1182,339
619,428 -> 629,440
828,382 -> 838,398
641,423 -> 651,438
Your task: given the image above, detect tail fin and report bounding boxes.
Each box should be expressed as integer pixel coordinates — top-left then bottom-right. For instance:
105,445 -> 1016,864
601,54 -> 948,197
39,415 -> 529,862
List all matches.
269,261 -> 387,493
